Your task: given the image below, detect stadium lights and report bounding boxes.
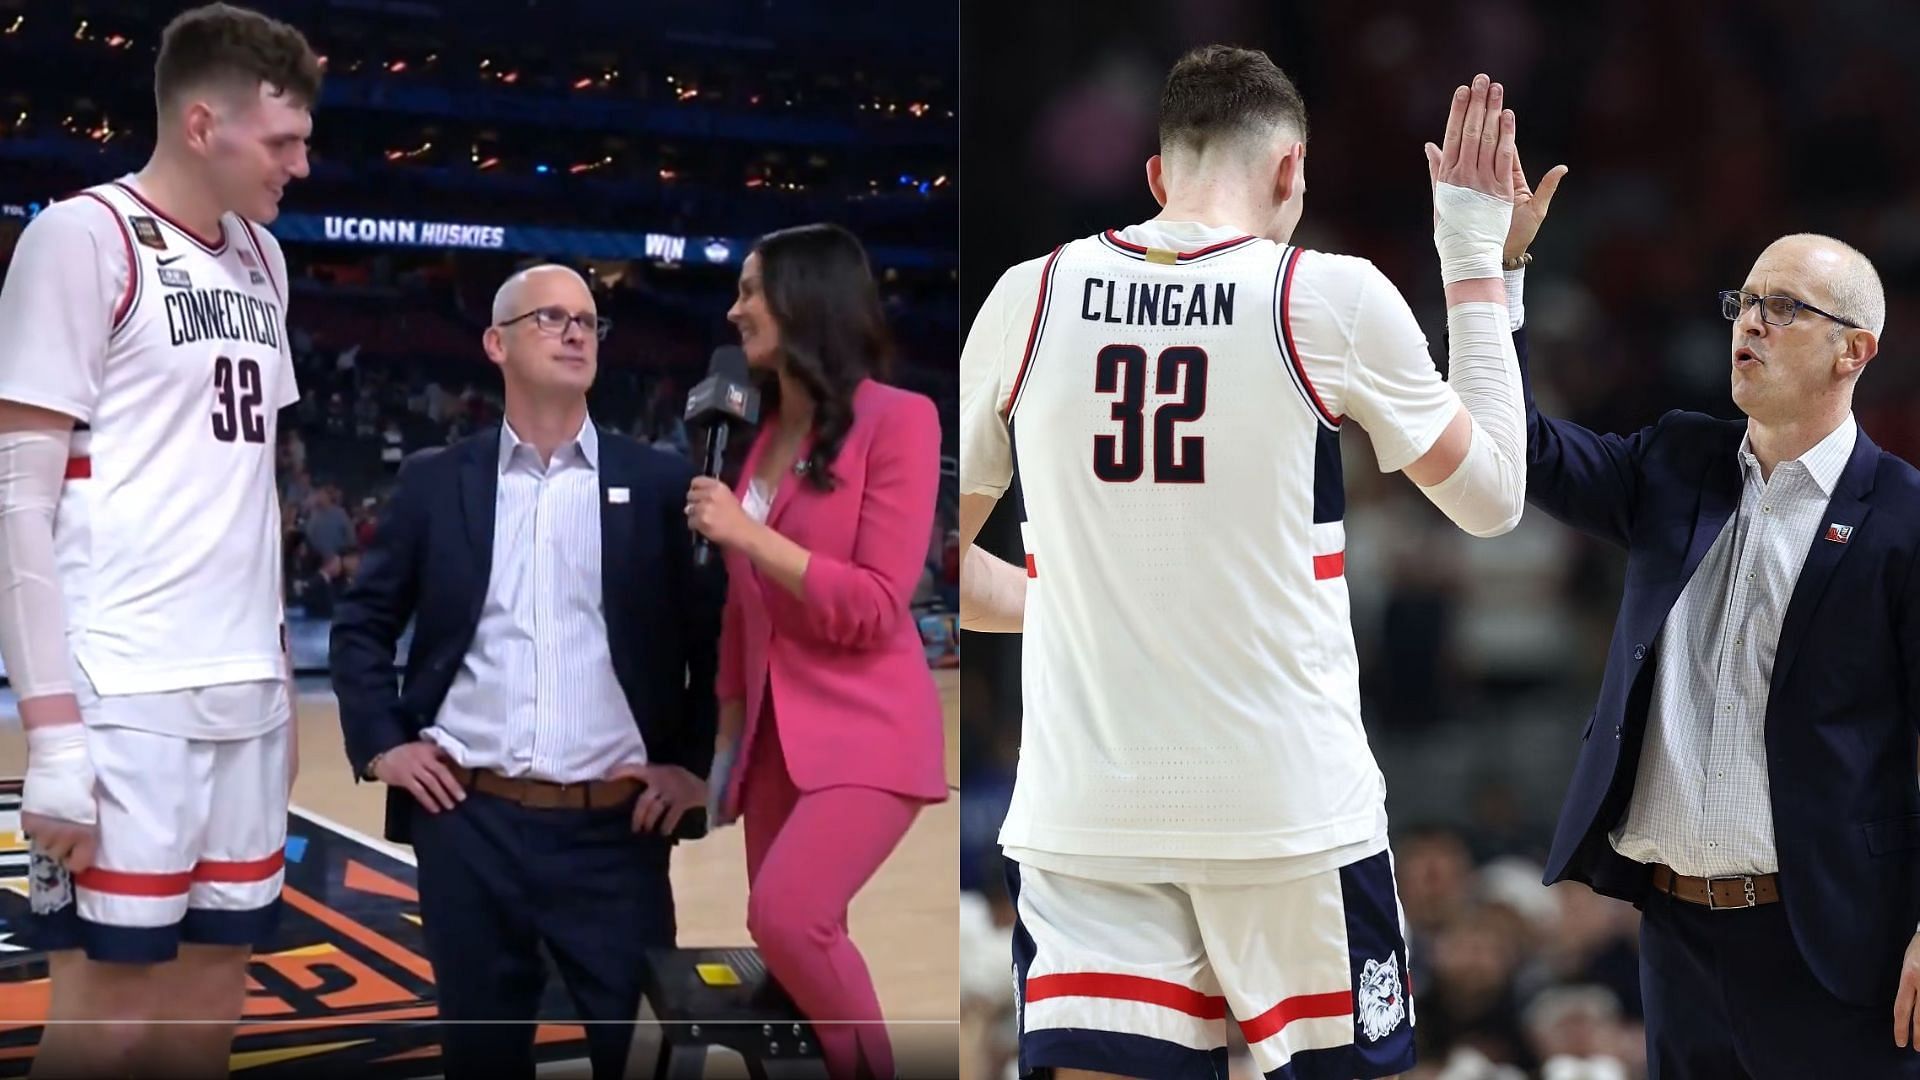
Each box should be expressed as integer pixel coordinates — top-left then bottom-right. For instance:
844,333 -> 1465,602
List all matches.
749,94 -> 761,105
908,102 -> 928,117
73,19 -> 87,40
387,60 -> 407,73
501,71 -> 519,84
658,168 -> 677,181
479,59 -> 491,70
573,77 -> 593,90
477,157 -> 500,170
3,16 -> 21,35
534,163 -> 550,174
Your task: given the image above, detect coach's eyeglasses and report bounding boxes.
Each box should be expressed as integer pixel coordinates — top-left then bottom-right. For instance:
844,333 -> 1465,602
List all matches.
498,305 -> 612,342
1718,289 -> 1861,330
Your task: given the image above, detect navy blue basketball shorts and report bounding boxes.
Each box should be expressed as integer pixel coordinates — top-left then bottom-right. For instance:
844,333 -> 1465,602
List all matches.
1008,849 -> 1416,1080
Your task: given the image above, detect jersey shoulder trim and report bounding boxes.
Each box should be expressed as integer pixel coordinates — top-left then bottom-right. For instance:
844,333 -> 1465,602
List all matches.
1096,230 -> 1262,264
109,181 -> 229,255
1272,246 -> 1342,429
67,192 -> 139,335
1003,243 -> 1066,423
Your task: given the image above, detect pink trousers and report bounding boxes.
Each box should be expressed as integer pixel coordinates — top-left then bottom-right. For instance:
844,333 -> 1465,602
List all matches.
741,713 -> 921,1080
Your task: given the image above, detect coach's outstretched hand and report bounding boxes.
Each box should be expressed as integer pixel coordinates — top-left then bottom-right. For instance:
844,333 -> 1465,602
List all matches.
1504,149 -> 1568,264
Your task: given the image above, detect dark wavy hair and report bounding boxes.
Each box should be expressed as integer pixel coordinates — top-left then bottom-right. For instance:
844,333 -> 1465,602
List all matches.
751,223 -> 893,491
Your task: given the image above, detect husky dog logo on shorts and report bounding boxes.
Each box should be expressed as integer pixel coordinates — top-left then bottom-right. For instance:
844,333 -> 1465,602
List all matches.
1357,952 -> 1406,1042
28,846 -> 73,915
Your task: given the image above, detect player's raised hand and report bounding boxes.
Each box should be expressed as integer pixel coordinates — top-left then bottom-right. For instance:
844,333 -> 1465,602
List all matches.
1424,74 -> 1518,285
1425,74 -> 1516,203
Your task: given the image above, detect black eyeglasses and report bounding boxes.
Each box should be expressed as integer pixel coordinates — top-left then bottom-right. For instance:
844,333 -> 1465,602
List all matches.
1719,289 -> 1860,330
498,306 -> 611,342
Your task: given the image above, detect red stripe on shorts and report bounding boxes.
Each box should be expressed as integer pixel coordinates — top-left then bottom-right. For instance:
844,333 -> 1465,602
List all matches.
1237,989 -> 1353,1044
64,457 -> 90,479
192,849 -> 286,883
1313,551 -> 1345,579
75,867 -> 193,897
1025,973 -> 1227,1020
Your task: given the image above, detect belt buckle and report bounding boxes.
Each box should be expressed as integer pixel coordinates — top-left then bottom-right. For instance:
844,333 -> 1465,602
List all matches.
1707,874 -> 1757,910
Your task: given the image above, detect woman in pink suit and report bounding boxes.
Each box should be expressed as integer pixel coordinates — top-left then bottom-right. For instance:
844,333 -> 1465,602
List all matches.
683,223 -> 948,1080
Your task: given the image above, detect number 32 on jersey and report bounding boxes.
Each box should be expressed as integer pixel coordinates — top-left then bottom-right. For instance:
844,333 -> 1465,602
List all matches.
1093,344 -> 1207,484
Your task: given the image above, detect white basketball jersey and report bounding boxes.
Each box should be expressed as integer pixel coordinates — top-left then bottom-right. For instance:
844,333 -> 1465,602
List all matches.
0,178 -> 297,705
960,220 -> 1459,862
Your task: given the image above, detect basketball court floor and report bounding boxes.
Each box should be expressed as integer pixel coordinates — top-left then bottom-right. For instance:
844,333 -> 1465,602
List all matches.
0,671 -> 960,1078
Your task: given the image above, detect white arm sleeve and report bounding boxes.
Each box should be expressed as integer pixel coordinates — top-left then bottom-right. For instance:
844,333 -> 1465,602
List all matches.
0,428 -> 78,699
1325,259 -> 1524,536
1415,301 -> 1527,537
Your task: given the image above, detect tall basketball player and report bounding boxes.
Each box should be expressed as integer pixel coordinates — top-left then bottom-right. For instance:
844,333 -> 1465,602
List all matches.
0,5 -> 317,1075
960,51 -> 1547,1078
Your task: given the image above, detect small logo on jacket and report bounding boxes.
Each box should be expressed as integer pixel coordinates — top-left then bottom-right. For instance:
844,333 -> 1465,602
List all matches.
158,267 -> 192,289
1825,523 -> 1854,544
1357,952 -> 1406,1042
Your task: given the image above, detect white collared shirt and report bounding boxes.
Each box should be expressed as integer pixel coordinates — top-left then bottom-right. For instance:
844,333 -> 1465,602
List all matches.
424,416 -> 648,783
1612,414 -> 1858,876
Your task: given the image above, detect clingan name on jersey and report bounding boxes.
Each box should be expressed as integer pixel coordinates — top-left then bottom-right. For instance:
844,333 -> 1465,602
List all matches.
164,287 -> 283,350
1081,277 -> 1236,327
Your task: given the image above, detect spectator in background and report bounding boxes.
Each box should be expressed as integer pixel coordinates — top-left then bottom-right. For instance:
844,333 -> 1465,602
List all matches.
282,464 -> 313,508
380,418 -> 405,472
304,484 -> 354,559
293,554 -> 343,619
354,498 -> 379,550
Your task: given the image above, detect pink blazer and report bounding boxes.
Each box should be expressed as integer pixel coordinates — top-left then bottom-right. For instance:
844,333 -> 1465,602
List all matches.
716,378 -> 948,814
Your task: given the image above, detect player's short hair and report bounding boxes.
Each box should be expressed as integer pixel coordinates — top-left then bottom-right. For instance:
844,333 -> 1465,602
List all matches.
155,3 -> 322,112
1159,45 -> 1308,157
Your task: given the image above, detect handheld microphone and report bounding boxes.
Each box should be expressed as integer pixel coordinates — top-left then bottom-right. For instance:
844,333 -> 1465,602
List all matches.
684,345 -> 759,567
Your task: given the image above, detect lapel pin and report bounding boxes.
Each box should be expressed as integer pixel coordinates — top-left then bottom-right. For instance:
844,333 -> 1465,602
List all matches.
1824,522 -> 1852,544
608,487 -> 630,504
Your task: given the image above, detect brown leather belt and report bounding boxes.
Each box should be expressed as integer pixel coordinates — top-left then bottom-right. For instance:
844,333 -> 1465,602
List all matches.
1650,863 -> 1781,910
448,764 -> 641,811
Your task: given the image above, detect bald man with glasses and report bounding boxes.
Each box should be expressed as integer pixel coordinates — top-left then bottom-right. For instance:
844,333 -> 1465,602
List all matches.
1503,170 -> 1920,1077
330,264 -> 722,1079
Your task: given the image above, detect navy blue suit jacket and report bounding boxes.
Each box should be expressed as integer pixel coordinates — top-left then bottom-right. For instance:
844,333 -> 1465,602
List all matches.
329,427 -> 723,846
1518,328 -> 1920,1006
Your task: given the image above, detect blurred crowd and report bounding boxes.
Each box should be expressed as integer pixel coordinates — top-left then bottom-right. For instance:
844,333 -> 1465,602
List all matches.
960,2 -> 1920,1078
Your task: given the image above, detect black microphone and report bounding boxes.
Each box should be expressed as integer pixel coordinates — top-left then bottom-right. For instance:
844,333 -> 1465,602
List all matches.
685,345 -> 759,567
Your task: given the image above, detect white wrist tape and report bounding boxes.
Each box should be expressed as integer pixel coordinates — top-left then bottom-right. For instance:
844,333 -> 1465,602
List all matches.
1433,182 -> 1514,284
24,722 -> 97,826
1415,301 -> 1527,537
0,427 -> 78,700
